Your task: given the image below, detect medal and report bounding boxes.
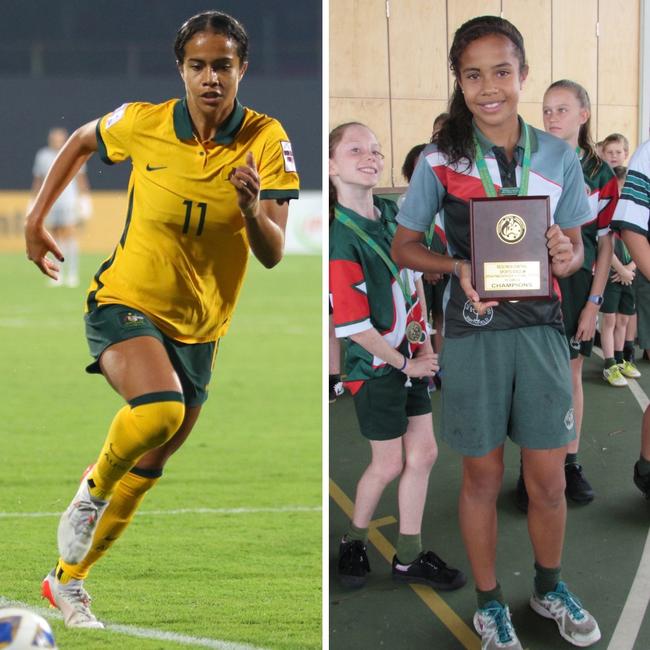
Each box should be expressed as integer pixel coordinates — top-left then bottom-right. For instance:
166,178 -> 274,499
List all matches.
406,320 -> 425,344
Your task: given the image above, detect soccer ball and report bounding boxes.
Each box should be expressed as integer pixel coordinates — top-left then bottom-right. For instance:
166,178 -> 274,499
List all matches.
0,608 -> 57,649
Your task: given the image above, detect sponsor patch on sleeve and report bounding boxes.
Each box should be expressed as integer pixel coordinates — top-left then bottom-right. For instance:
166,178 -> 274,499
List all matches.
106,103 -> 128,129
281,140 -> 297,173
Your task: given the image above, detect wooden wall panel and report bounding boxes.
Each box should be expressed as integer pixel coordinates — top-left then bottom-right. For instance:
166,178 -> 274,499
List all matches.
597,105 -> 638,157
598,0 -> 639,124
388,0 -> 448,100
391,99 -> 449,184
329,98 -> 393,187
329,0 -> 389,98
446,0 -> 501,94
519,102 -> 545,131
502,0 -> 552,103
552,0 -> 598,96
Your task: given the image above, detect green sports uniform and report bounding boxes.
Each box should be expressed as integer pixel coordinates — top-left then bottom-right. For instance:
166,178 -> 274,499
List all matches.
329,196 -> 431,440
558,154 -> 618,358
397,119 -> 591,456
611,139 -> 650,348
602,236 -> 635,316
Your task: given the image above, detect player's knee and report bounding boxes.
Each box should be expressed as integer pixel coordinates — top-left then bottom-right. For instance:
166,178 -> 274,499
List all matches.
129,392 -> 186,448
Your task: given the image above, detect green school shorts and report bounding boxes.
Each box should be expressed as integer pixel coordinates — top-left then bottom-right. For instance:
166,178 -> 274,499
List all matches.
602,279 -> 635,316
558,268 -> 595,359
352,370 -> 432,441
633,272 -> 650,349
84,304 -> 217,407
439,325 -> 576,457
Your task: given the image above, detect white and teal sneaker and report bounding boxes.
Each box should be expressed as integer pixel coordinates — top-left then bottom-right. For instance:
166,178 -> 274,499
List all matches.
473,601 -> 523,649
530,581 -> 601,647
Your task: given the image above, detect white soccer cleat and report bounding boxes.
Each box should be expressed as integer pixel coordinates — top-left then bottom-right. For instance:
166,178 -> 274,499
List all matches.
57,477 -> 108,565
41,570 -> 104,629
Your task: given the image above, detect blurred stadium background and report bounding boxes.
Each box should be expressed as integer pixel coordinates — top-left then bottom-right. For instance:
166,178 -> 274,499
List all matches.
0,0 -> 322,254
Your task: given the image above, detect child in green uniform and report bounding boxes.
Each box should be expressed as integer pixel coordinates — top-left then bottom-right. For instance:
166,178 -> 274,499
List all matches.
392,16 -> 600,650
329,122 -> 465,592
539,79 -> 615,504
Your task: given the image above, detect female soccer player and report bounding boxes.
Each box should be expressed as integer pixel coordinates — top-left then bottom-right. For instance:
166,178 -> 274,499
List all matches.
329,122 -> 465,592
25,11 -> 299,628
537,80 -> 615,504
391,16 -> 600,649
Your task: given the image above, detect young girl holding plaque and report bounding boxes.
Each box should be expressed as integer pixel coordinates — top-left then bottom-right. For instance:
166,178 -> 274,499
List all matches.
391,16 -> 600,649
538,80 -> 616,504
329,122 -> 466,592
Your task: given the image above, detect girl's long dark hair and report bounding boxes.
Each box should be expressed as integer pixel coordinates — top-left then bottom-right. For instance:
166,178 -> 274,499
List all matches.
328,122 -> 367,223
434,16 -> 527,168
546,79 -> 601,177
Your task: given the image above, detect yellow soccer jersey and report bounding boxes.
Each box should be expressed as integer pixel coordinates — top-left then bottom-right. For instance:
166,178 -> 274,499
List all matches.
88,98 -> 300,343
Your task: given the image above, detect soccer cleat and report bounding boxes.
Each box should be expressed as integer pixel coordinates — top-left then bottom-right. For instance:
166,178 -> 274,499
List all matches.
57,477 -> 108,565
514,473 -> 529,513
602,364 -> 628,387
618,360 -> 641,378
530,581 -> 601,647
565,463 -> 595,504
392,550 -> 466,590
337,537 -> 370,588
473,601 -> 523,649
633,462 -> 650,499
41,570 -> 104,629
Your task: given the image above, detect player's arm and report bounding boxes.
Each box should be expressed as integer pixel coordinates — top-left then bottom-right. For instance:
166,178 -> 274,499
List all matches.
229,151 -> 287,268
621,230 -> 650,279
25,120 -> 98,277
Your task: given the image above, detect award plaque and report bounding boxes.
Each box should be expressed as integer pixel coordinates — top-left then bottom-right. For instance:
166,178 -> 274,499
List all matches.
469,195 -> 552,301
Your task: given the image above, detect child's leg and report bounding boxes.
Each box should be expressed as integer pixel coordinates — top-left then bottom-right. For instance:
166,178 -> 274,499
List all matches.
459,446 -> 505,591
397,413 -> 437,535
624,314 -> 637,361
614,313 -> 631,360
600,312 -> 616,359
351,438 -> 403,529
566,356 -> 584,453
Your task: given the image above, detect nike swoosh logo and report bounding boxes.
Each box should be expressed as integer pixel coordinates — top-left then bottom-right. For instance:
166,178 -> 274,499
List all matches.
146,164 -> 167,171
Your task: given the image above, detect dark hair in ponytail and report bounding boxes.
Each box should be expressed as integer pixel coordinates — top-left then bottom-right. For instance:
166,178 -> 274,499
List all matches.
434,16 -> 527,168
328,122 -> 367,223
545,79 -> 601,177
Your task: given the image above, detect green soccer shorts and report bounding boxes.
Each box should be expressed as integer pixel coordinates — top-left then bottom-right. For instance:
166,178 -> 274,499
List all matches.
85,304 -> 217,407
439,325 -> 576,457
558,268 -> 595,359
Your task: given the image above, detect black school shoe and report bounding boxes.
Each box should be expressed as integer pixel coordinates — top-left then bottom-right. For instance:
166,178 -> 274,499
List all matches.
633,462 -> 650,499
392,550 -> 466,590
565,463 -> 595,504
338,537 -> 370,588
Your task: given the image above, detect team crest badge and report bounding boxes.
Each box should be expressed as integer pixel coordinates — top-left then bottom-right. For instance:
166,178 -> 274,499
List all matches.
564,407 -> 575,430
462,300 -> 493,327
120,312 -> 145,328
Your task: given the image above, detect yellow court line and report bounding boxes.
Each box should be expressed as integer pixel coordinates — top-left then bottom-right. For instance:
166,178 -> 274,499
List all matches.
369,515 -> 397,527
329,478 -> 480,650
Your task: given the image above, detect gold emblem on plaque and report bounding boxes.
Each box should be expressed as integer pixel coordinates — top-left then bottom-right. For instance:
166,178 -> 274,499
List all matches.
405,321 -> 424,343
496,214 -> 526,244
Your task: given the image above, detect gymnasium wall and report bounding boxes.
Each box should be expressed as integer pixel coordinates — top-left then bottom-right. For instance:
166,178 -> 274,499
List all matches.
330,0 -> 640,188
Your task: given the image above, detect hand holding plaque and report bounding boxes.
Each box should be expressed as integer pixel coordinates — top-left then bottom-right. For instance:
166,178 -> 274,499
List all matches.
469,196 -> 551,301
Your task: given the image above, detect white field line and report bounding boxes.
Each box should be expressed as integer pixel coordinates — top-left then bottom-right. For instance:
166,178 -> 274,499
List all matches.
0,596 -> 268,649
0,505 -> 321,519
593,346 -> 650,649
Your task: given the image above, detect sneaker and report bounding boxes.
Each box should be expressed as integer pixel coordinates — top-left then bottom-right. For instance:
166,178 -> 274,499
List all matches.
41,570 -> 104,628
633,462 -> 650,499
618,360 -> 641,378
57,477 -> 109,565
514,473 -> 529,513
392,550 -> 466,590
338,537 -> 370,588
329,381 -> 344,403
603,364 -> 628,387
530,581 -> 601,646
473,601 -> 522,649
565,463 -> 595,504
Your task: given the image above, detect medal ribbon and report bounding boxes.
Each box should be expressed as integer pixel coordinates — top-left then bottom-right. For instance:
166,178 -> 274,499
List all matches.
334,206 -> 414,308
473,121 -> 531,197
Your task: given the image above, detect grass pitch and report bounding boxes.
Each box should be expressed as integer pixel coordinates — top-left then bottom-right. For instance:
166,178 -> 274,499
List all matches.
0,252 -> 321,649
